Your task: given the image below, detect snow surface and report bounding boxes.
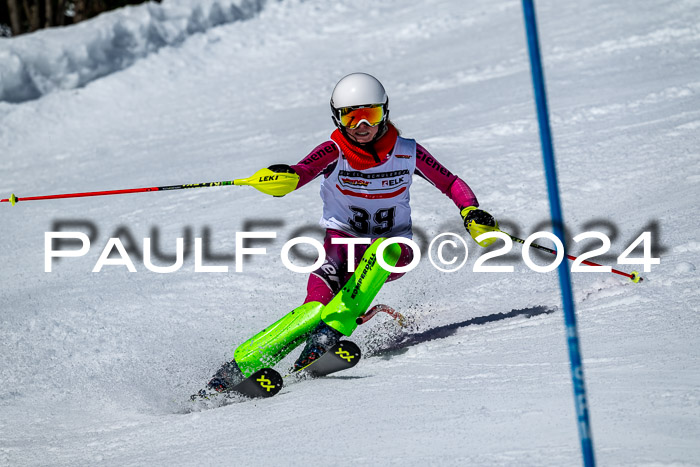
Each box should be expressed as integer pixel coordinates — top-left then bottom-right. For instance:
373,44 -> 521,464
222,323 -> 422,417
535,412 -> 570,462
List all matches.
1,0 -> 699,465
0,0 -> 270,103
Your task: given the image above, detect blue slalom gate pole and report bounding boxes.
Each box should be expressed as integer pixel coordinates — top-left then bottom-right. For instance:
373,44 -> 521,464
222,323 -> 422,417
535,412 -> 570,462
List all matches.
521,1 -> 596,465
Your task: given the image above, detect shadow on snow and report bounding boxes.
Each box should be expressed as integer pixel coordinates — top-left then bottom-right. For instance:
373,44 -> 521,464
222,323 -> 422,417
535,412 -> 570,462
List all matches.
369,305 -> 556,358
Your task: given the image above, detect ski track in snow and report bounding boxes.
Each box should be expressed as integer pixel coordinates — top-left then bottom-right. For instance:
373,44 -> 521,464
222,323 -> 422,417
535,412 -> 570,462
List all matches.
1,0 -> 700,465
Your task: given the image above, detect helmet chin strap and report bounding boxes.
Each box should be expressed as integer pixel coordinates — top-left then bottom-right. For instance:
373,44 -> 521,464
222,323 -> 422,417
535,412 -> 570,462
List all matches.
368,123 -> 389,145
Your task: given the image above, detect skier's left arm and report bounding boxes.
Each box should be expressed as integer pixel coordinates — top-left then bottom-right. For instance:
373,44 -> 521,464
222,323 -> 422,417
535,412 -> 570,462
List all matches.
415,143 -> 499,246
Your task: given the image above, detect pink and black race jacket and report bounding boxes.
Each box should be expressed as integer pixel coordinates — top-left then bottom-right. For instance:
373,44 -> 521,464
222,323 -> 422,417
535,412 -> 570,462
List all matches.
320,137 -> 417,239
291,137 -> 480,239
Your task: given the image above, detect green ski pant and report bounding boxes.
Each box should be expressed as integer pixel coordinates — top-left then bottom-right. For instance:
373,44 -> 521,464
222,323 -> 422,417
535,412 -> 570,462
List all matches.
233,237 -> 402,376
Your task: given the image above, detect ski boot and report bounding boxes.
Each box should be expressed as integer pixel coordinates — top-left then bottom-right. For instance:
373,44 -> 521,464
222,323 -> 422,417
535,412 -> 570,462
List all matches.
293,321 -> 343,371
207,360 -> 245,392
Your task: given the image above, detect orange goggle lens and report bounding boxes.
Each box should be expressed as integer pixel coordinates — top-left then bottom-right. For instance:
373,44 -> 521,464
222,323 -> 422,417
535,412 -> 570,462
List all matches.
338,105 -> 385,129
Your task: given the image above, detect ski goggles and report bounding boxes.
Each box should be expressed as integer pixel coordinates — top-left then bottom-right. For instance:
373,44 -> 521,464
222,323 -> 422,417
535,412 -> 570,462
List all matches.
337,104 -> 386,129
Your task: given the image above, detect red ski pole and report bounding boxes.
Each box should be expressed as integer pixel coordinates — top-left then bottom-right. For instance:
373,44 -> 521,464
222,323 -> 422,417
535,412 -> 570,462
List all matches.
505,232 -> 643,282
357,304 -> 406,326
0,182 -> 232,206
1,168 -> 300,206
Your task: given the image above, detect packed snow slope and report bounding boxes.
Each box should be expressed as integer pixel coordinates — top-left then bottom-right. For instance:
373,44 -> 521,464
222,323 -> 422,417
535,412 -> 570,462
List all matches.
1,0 -> 699,465
0,0 -> 271,103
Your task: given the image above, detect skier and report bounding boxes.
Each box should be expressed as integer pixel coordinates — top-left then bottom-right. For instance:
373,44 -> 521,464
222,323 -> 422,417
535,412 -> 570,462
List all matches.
207,72 -> 497,391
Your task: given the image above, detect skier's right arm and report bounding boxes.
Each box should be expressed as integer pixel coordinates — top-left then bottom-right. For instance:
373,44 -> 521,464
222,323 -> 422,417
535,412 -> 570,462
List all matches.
258,142 -> 339,197
289,141 -> 340,189
263,141 -> 339,193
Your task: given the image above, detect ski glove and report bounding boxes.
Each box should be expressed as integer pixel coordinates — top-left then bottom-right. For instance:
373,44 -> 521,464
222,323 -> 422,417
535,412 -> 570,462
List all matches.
234,165 -> 299,197
268,164 -> 296,175
461,206 -> 500,247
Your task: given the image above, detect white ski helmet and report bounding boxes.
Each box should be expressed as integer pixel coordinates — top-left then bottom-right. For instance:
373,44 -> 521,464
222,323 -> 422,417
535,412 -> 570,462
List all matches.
330,73 -> 389,132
